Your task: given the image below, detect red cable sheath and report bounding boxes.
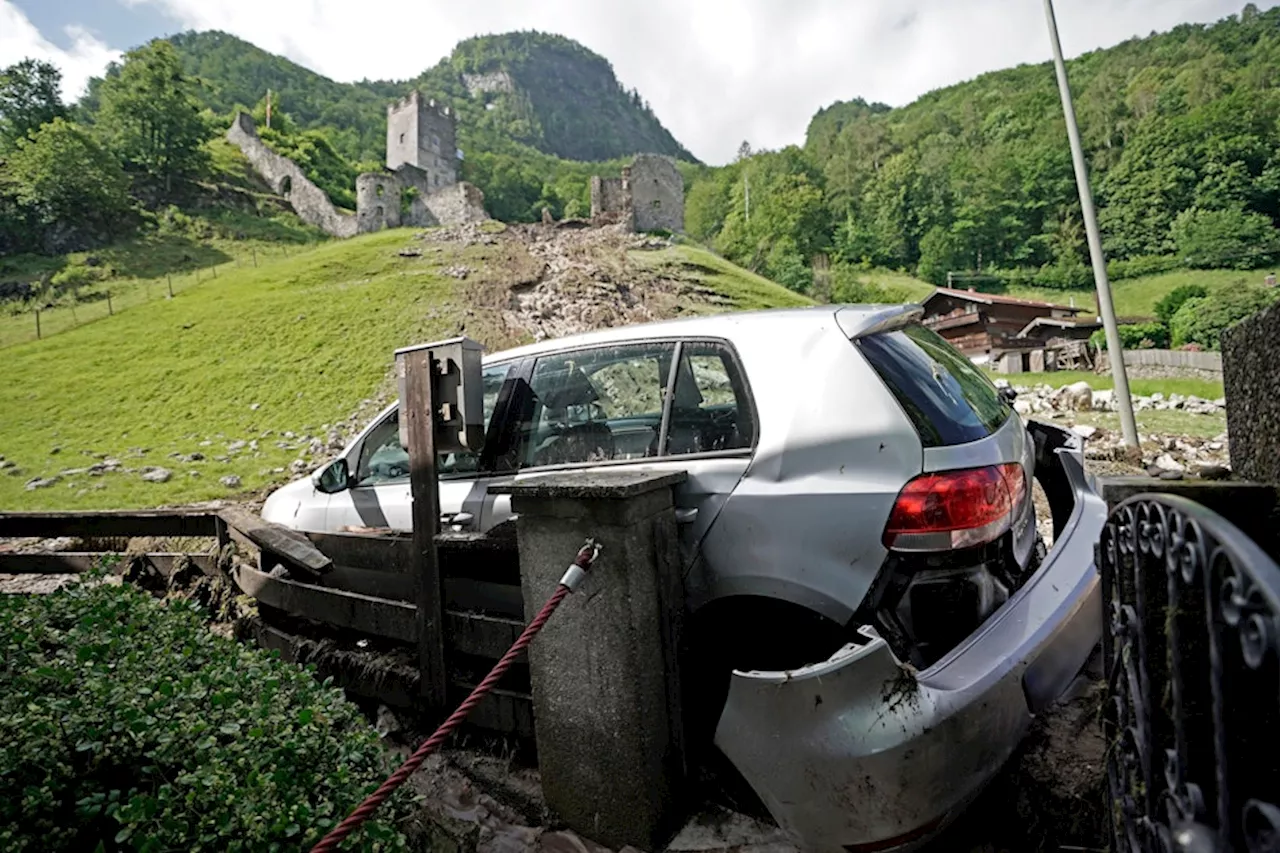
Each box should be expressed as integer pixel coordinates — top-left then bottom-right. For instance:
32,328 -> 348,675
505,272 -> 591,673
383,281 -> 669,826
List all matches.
309,583 -> 572,853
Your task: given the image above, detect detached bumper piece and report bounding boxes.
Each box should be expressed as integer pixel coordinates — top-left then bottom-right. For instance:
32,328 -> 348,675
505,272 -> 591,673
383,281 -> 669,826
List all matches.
714,437 -> 1106,852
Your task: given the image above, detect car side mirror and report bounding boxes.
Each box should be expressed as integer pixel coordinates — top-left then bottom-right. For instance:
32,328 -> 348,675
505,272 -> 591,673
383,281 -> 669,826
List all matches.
312,458 -> 350,494
999,386 -> 1018,404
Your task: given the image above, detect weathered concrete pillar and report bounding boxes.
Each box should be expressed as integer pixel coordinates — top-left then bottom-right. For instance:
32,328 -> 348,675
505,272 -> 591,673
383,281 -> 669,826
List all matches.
496,470 -> 688,852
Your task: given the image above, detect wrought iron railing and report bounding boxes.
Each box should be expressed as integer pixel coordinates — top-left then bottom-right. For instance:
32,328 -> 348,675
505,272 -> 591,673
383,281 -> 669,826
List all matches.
1099,494 -> 1280,853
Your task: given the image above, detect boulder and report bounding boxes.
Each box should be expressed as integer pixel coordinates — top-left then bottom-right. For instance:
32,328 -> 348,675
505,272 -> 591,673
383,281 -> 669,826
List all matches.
141,467 -> 172,483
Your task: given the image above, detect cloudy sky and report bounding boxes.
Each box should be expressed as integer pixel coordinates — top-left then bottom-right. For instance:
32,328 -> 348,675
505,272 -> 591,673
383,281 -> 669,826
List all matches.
3,0 -> 1273,164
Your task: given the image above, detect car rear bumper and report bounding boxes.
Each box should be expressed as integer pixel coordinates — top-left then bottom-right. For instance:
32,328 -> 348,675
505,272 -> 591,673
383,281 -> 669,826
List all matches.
713,427 -> 1105,852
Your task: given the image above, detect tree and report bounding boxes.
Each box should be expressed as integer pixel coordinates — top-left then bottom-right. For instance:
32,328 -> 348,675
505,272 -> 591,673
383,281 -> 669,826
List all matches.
1171,205 -> 1280,268
1154,283 -> 1209,324
97,41 -> 210,196
0,59 -> 66,151
5,117 -> 132,252
916,226 -> 968,286
1169,285 -> 1280,349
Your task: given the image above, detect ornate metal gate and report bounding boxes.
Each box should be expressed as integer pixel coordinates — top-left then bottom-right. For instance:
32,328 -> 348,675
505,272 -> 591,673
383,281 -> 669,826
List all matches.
1099,494 -> 1280,853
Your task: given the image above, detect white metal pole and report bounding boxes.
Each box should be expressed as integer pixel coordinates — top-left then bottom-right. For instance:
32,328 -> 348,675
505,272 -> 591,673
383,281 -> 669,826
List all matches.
1043,0 -> 1138,447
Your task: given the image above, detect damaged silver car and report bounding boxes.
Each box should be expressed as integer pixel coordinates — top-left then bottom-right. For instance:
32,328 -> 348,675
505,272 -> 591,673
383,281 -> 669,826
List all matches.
262,305 -> 1106,851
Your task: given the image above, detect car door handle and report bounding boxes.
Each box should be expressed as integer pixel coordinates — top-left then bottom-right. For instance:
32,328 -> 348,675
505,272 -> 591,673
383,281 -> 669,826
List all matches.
675,508 -> 698,524
442,511 -> 474,526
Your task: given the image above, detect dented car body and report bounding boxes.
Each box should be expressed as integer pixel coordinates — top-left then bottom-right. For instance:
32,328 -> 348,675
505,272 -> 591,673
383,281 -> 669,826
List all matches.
262,305 -> 1106,851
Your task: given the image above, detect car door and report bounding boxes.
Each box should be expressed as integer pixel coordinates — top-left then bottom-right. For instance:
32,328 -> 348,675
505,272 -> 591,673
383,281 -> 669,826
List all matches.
492,340 -> 756,563
324,361 -> 514,532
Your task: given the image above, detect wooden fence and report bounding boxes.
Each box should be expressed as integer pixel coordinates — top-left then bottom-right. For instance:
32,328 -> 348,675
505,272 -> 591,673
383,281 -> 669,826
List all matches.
0,508 -> 532,738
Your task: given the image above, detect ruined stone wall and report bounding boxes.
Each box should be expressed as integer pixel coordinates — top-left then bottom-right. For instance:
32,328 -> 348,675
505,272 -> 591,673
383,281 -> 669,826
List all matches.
463,70 -> 515,97
227,113 -> 357,238
590,176 -> 630,223
385,90 -> 458,189
1223,300 -> 1280,484
423,182 -> 488,227
355,173 -> 402,234
628,154 -> 684,233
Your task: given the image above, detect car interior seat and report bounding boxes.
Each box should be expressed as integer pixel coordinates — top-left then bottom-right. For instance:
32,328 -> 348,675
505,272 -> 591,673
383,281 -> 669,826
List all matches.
531,365 -> 616,466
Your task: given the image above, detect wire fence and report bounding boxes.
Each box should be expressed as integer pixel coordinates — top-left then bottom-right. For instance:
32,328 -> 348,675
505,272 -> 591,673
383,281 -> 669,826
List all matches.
0,243 -> 305,349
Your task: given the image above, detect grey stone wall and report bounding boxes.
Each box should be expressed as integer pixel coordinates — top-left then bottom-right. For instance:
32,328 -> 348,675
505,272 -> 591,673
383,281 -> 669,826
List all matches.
385,90 -> 458,189
423,182 -> 488,227
226,113 -> 357,238
355,173 -> 401,233
1223,300 -> 1280,484
590,176 -> 630,223
629,154 -> 684,233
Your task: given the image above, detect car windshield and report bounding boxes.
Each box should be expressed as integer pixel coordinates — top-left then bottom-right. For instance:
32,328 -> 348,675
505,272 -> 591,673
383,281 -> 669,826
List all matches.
858,324 -> 1011,447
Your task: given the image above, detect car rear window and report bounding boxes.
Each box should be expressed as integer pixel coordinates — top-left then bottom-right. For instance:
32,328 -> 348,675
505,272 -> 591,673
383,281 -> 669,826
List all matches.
857,324 -> 1012,447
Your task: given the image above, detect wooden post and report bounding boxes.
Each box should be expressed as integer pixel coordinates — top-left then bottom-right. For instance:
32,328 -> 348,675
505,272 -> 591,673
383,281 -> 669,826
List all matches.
35,309 -> 40,340
106,291 -> 113,315
252,247 -> 258,267
70,302 -> 78,325
167,275 -> 174,298
212,263 -> 217,279
398,347 -> 447,710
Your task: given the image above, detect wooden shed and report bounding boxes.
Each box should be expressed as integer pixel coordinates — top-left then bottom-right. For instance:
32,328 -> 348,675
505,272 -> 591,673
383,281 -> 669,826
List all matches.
920,287 -> 1099,365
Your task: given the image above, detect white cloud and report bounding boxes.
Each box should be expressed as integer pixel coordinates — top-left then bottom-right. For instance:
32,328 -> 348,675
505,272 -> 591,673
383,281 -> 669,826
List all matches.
14,0 -> 1280,162
0,2 -> 121,99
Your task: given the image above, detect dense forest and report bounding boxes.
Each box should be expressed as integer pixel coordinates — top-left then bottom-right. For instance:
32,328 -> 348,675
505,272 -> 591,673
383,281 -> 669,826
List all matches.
687,3 -> 1280,296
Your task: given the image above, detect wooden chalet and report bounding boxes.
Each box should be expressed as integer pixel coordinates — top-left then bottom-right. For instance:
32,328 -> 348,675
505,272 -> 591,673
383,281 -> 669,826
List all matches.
920,287 -> 1101,371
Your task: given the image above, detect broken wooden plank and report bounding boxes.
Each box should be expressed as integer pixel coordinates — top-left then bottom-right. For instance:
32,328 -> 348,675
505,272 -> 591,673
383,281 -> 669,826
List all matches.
233,561 -> 416,642
443,577 -> 525,618
322,564 -> 414,602
444,610 -> 525,659
304,531 -> 415,574
218,506 -> 333,576
0,510 -> 220,539
0,552 -> 214,576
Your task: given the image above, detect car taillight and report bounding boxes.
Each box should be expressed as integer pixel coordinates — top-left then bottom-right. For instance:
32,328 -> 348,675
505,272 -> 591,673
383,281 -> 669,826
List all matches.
883,463 -> 1026,552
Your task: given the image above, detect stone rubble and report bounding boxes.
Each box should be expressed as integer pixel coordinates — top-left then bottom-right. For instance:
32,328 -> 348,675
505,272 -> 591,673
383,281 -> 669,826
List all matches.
1001,379 -> 1231,479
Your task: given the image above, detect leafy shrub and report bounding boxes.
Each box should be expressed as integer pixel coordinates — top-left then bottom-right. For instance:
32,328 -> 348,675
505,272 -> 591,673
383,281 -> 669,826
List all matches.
1154,283 -> 1209,324
0,580 -> 414,852
50,264 -> 108,294
1089,321 -> 1171,351
1171,206 -> 1280,270
1106,255 -> 1181,281
1169,285 -> 1280,349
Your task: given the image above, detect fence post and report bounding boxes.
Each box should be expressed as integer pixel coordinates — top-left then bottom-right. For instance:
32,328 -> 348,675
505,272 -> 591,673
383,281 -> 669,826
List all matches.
212,263 -> 218,279
70,302 -> 78,325
107,291 -> 113,316
167,275 -> 174,299
252,247 -> 258,267
35,309 -> 40,340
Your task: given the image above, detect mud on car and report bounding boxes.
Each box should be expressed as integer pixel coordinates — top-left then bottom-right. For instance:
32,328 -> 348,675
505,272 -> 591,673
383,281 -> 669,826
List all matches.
263,305 -> 1106,851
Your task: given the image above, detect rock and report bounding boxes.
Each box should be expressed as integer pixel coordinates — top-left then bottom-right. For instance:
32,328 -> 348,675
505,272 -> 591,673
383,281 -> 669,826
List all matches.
1071,425 -> 1098,440
25,476 -> 60,490
1154,453 -> 1185,474
0,459 -> 14,470
250,402 -> 261,411
199,440 -> 212,447
1159,470 -> 1185,481
1091,389 -> 1115,411
141,467 -> 172,483
219,475 -> 241,489
49,446 -> 60,455
228,440 -> 247,452
1196,463 -> 1231,481
290,459 -> 309,474
1014,400 -> 1032,416
1051,381 -> 1094,411
187,451 -> 205,461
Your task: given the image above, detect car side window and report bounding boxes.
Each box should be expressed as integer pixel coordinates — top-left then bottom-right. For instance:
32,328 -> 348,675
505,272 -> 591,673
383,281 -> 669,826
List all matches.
665,342 -> 754,456
520,343 -> 674,469
354,363 -> 511,486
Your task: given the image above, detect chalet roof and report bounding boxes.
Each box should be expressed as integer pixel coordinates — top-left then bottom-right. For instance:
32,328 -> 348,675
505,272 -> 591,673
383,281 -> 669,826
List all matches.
1016,315 -> 1103,338
923,287 -> 1086,315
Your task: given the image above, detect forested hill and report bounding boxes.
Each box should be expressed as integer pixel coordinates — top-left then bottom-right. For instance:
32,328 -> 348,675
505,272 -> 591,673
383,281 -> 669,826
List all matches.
687,3 -> 1280,295
162,30 -> 694,165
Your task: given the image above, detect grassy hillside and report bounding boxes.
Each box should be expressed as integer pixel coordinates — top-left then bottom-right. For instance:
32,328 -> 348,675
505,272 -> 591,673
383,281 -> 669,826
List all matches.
0,227 -> 808,511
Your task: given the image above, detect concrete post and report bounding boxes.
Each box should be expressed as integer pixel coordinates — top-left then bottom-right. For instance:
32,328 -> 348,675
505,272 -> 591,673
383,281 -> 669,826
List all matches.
496,470 -> 688,851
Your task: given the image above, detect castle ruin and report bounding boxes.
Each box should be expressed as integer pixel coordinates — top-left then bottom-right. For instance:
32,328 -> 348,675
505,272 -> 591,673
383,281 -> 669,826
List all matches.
227,89 -> 487,238
590,154 -> 684,233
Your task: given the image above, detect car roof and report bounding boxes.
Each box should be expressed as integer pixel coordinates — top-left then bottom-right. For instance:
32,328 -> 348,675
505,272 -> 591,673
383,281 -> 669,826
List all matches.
483,304 -> 916,363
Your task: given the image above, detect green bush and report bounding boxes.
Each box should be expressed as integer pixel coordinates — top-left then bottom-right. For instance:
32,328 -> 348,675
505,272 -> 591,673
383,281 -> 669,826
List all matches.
1106,255 -> 1182,281
1171,206 -> 1280,270
1154,283 -> 1209,324
0,579 -> 414,852
1089,321 -> 1171,351
1169,285 -> 1280,349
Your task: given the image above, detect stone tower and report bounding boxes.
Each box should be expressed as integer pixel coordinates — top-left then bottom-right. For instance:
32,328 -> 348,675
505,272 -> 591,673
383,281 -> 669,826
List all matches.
385,90 -> 459,190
